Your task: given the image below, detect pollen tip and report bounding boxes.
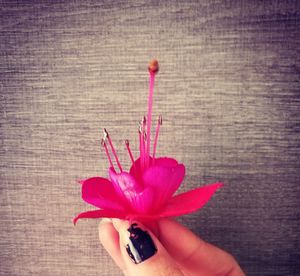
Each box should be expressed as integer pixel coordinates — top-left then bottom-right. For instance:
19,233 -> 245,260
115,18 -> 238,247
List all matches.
138,121 -> 143,132
101,138 -> 106,146
158,115 -> 162,125
103,128 -> 109,138
148,59 -> 159,74
125,139 -> 129,145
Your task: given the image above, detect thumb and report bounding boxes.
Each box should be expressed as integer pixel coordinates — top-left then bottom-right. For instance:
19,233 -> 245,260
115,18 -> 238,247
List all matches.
112,219 -> 183,276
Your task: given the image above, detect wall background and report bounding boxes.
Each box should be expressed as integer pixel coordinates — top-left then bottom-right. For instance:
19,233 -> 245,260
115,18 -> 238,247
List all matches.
1,1 -> 299,275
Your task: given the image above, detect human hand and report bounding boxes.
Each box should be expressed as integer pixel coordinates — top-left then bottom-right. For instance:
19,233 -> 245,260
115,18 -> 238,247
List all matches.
99,218 -> 245,276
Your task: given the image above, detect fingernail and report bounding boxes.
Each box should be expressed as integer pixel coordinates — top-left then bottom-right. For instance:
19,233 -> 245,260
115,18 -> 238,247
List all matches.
122,222 -> 157,264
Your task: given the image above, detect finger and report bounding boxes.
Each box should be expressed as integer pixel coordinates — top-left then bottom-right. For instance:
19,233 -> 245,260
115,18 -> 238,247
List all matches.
113,219 -> 184,276
157,219 -> 245,276
98,219 -> 126,273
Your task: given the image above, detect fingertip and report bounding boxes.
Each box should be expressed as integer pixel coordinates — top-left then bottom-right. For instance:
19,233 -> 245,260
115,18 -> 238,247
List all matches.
99,218 -> 112,227
98,219 -> 126,272
98,219 -> 112,240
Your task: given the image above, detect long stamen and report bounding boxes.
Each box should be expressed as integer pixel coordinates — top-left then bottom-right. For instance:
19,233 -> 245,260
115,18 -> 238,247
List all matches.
138,126 -> 144,171
152,115 -> 162,159
101,138 -> 114,169
125,139 -> 135,165
143,131 -> 147,164
142,116 -> 146,166
146,59 -> 159,167
104,128 -> 123,172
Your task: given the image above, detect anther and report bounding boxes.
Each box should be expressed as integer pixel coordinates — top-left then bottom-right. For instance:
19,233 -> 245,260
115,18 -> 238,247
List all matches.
125,139 -> 135,165
103,128 -> 109,139
158,115 -> 162,125
101,138 -> 106,146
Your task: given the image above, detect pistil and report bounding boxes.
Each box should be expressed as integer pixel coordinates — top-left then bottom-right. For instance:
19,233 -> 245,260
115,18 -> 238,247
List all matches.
146,59 -> 159,168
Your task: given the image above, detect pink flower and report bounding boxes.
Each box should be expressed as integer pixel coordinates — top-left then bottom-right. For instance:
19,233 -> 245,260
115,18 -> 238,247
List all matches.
74,60 -> 223,225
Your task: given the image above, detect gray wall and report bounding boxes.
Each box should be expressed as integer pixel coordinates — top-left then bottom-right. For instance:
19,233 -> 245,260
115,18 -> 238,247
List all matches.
1,1 -> 299,275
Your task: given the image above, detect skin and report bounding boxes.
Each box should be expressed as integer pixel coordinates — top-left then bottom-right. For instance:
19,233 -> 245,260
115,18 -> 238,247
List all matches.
98,218 -> 245,276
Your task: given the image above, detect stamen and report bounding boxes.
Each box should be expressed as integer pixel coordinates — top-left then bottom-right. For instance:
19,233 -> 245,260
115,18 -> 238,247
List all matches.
142,116 -> 146,164
101,138 -> 114,169
104,128 -> 123,172
152,115 -> 162,159
138,126 -> 144,171
146,59 -> 159,168
125,139 -> 135,165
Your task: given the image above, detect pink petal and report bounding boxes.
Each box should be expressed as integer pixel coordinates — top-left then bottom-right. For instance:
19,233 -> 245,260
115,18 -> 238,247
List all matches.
159,183 -> 223,217
109,169 -> 141,208
129,157 -> 178,177
73,209 -> 127,225
109,169 -> 154,214
129,157 -> 148,180
142,163 -> 185,210
109,169 -> 142,195
152,157 -> 179,167
132,186 -> 154,214
82,177 -> 125,211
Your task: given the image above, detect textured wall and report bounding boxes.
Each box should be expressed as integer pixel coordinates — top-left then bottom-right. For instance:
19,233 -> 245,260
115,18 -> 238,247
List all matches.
1,1 -> 299,275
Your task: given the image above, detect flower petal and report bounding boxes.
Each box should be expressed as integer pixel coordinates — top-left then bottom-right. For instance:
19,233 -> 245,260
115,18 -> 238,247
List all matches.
152,157 -> 179,167
159,183 -> 223,217
132,186 -> 154,214
73,209 -> 127,225
129,157 -> 178,177
82,177 -> 124,211
109,169 -> 139,208
142,163 -> 185,210
109,168 -> 142,194
109,169 -> 154,214
129,157 -> 148,180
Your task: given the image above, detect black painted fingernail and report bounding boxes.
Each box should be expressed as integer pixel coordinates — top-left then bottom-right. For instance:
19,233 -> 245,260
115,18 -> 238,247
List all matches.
125,223 -> 157,264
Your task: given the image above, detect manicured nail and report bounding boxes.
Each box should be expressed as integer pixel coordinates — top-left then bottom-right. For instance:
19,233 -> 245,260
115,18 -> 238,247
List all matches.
124,222 -> 157,264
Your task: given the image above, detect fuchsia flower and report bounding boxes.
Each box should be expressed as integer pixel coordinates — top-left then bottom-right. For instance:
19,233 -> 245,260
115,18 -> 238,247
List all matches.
74,60 -> 223,225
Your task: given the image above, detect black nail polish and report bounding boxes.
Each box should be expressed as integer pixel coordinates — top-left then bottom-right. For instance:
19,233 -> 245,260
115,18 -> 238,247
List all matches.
125,223 -> 157,264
